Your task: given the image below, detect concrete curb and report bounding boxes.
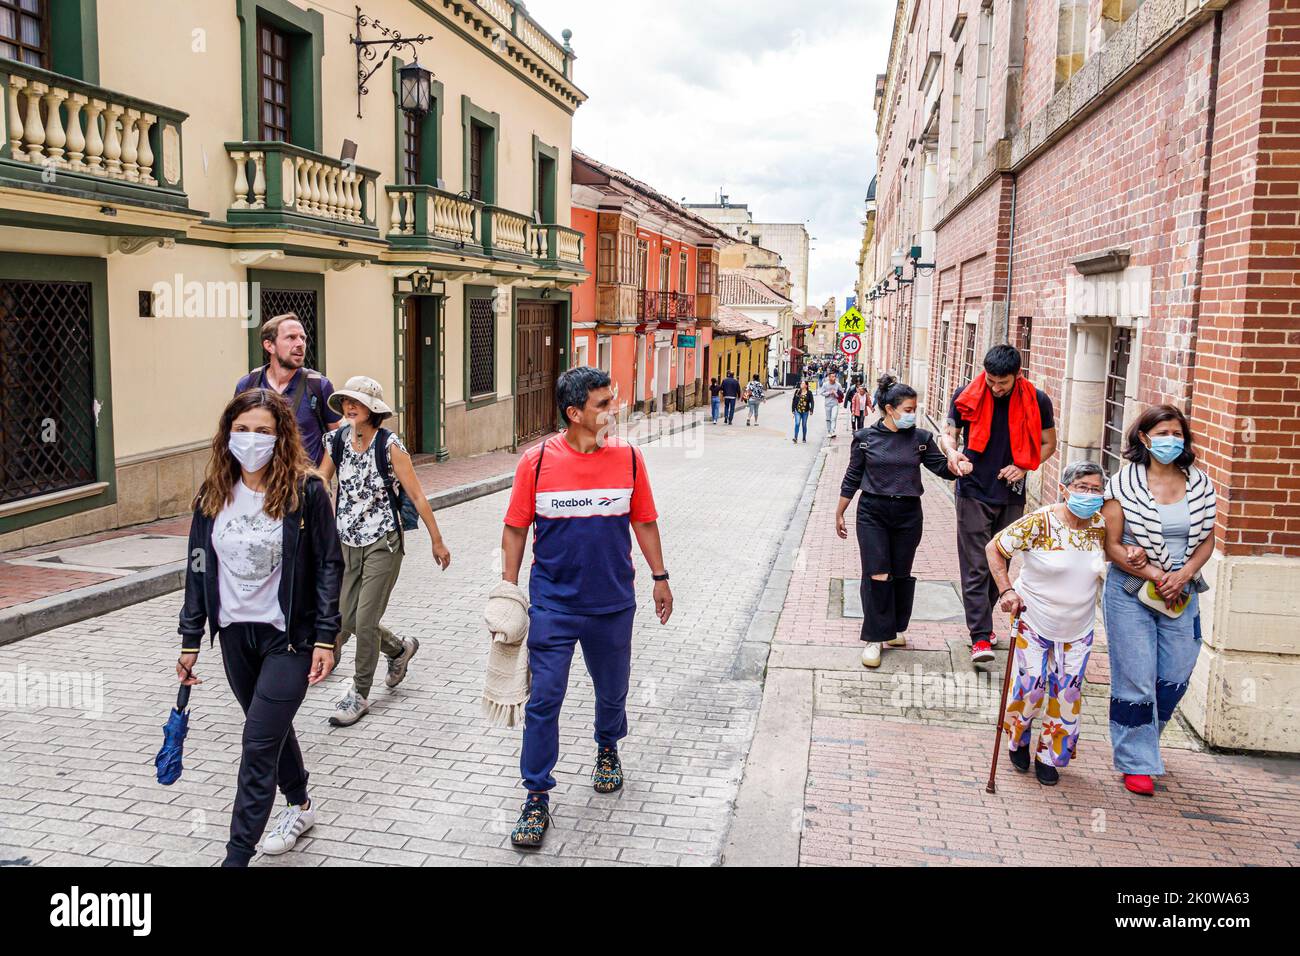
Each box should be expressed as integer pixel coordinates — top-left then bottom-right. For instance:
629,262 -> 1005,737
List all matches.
0,412 -> 711,648
720,443 -> 828,867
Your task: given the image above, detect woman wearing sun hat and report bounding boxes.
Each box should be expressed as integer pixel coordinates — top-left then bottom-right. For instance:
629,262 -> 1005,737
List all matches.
317,375 -> 452,726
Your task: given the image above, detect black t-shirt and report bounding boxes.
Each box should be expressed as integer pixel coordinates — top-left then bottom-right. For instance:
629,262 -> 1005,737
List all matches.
947,384 -> 1055,504
709,382 -> 722,398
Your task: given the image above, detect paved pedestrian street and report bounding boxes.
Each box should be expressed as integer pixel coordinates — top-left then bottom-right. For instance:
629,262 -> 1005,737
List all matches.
0,409 -> 825,867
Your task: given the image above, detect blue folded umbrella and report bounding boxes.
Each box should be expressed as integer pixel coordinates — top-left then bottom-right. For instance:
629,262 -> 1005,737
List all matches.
155,683 -> 192,786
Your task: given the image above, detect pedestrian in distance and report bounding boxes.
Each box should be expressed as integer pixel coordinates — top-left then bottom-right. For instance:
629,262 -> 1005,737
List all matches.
835,375 -> 965,668
235,312 -> 342,465
791,380 -> 815,444
819,370 -> 845,440
1099,404 -> 1216,798
176,388 -> 343,866
850,383 -> 872,432
984,460 -> 1109,787
721,370 -> 741,425
745,374 -> 764,426
938,344 -> 1058,665
316,376 -> 451,727
709,377 -> 722,424
500,366 -> 672,848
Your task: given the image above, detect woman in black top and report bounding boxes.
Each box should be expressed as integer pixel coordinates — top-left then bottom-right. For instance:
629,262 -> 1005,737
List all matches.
835,375 -> 967,668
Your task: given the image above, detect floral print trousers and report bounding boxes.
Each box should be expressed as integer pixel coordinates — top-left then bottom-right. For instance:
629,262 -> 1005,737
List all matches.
1003,617 -> 1094,768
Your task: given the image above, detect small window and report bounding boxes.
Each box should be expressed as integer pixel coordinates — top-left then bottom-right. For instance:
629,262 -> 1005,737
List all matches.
1017,316 -> 1033,372
636,240 -> 648,290
597,234 -> 616,284
618,233 -> 636,285
961,321 -> 976,388
679,254 -> 688,293
0,0 -> 48,67
937,318 -> 951,407
257,20 -> 292,142
1102,328 -> 1132,475
468,296 -> 495,397
403,111 -> 422,186
698,260 -> 714,296
469,124 -> 486,201
658,248 -> 670,293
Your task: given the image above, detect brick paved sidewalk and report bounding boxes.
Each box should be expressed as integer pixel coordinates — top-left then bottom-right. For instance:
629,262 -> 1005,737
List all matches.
766,421 -> 1300,867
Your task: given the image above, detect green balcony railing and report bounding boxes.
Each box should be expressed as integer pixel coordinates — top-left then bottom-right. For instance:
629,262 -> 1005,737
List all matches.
225,141 -> 380,232
385,183 -> 480,248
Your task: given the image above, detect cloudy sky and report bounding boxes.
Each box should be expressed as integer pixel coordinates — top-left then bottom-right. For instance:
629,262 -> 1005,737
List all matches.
524,0 -> 894,310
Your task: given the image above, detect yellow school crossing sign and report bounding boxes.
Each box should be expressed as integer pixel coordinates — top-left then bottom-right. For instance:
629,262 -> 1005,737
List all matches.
837,307 -> 866,335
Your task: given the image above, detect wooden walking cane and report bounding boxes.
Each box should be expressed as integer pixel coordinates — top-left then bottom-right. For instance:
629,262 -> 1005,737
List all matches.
985,612 -> 1020,794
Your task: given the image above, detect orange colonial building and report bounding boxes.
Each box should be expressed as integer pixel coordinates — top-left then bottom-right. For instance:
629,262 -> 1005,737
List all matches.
570,151 -> 732,416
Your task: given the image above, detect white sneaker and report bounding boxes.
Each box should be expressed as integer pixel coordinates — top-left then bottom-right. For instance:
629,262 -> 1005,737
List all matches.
861,643 -> 881,668
385,636 -> 420,688
328,688 -> 369,727
261,801 -> 315,855
886,635 -> 907,648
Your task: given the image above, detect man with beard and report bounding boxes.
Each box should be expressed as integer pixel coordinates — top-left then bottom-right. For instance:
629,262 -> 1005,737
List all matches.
236,313 -> 341,464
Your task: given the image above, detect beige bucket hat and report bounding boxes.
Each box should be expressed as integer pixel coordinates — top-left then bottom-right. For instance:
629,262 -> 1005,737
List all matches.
328,375 -> 393,419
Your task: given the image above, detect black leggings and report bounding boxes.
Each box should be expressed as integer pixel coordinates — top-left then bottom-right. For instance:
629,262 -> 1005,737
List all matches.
856,495 -> 924,643
219,622 -> 312,866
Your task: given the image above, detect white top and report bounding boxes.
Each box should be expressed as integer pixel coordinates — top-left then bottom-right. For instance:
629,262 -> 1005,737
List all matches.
213,479 -> 285,631
995,505 -> 1106,643
334,425 -> 406,548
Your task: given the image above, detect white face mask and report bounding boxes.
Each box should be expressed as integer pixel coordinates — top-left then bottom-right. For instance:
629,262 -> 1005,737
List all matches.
228,431 -> 277,473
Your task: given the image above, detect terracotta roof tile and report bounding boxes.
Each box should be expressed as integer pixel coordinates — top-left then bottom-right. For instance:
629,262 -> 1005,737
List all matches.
718,273 -> 792,307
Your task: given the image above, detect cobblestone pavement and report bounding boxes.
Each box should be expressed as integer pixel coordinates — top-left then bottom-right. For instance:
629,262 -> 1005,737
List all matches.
773,427 -> 1300,866
0,401 -> 820,867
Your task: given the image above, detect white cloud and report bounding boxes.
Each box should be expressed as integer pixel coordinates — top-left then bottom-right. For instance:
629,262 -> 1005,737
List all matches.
524,0 -> 893,307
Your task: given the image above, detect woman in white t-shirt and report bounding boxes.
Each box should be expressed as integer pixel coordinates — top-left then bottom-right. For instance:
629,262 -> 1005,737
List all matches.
176,388 -> 344,866
984,460 -> 1112,787
317,376 -> 451,728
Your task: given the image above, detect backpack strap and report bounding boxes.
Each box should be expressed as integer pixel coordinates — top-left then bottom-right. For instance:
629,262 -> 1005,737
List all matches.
303,370 -> 329,433
238,365 -> 269,394
631,444 -> 637,485
327,423 -> 346,471
534,439 -> 547,485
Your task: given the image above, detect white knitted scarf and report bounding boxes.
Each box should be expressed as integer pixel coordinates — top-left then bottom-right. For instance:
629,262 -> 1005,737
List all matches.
482,580 -> 531,728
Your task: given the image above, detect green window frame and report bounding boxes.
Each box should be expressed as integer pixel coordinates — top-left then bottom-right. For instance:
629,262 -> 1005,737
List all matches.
236,0 -> 323,151
461,96 -> 499,204
464,284 -> 497,407
392,57 -> 443,186
532,134 -> 558,224
0,252 -> 114,534
0,0 -> 99,80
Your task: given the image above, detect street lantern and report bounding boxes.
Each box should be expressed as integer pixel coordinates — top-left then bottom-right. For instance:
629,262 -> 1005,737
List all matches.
398,60 -> 433,116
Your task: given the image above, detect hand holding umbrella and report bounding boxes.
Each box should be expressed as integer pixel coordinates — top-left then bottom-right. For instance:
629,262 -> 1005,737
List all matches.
156,656 -> 201,787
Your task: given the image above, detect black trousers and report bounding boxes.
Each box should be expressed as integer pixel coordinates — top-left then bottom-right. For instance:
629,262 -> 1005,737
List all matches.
218,622 -> 312,866
954,494 -> 1025,644
856,495 -> 923,643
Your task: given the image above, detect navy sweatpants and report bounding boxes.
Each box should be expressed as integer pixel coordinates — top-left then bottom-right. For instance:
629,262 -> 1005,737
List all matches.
520,605 -> 635,794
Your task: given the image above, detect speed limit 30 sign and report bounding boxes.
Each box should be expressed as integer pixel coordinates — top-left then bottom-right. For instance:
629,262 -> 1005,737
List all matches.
839,334 -> 861,357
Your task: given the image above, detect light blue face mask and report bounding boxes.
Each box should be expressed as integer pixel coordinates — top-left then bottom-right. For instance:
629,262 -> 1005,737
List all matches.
1066,492 -> 1104,519
1148,436 -> 1185,464
895,411 -> 917,429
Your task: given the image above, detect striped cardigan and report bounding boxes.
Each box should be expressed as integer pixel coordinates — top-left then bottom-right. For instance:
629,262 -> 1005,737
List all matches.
1104,462 -> 1216,595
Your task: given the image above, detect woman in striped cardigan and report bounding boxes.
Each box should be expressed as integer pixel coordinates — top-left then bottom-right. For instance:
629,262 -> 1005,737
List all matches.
1099,404 -> 1217,797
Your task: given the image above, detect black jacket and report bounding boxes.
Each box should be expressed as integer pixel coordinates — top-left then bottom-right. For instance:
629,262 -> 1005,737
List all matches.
791,390 -> 815,414
178,476 -> 343,653
721,375 -> 741,399
840,422 -> 956,499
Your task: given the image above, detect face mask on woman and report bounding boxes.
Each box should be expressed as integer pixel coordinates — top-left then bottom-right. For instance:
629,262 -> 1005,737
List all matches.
229,432 -> 277,472
894,411 -> 917,429
1147,435 -> 1184,465
1066,492 -> 1104,519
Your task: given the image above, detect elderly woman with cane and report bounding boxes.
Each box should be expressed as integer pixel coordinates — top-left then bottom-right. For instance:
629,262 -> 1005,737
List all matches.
984,460 -> 1108,787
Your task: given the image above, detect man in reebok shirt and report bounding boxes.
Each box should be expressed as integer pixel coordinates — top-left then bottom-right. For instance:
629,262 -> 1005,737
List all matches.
501,366 -> 673,848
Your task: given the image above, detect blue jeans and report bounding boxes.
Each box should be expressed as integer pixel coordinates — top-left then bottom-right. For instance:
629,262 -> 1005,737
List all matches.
710,396 -> 720,422
1102,572 -> 1201,775
793,411 -> 809,440
723,397 -> 737,423
520,605 -> 635,794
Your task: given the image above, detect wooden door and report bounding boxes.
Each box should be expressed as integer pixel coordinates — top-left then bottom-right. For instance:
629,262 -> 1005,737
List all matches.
402,297 -> 423,450
516,301 -> 559,443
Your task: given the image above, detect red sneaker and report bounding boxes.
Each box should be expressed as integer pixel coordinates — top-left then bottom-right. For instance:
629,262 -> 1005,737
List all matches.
1123,774 -> 1155,796
970,640 -> 995,664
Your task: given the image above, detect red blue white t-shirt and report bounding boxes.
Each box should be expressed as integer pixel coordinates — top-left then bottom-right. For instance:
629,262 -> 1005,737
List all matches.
505,434 -> 658,615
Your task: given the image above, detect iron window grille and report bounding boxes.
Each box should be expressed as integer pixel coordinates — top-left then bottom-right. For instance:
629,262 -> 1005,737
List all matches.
259,288 -> 320,372
1102,327 -> 1132,475
468,296 -> 495,397
1017,315 -> 1033,372
0,279 -> 97,505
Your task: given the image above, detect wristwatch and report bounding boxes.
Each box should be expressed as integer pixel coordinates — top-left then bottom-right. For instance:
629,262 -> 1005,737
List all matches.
652,571 -> 670,582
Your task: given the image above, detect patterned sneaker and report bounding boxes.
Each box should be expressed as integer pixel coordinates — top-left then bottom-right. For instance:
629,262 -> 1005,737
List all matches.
592,746 -> 623,793
328,688 -> 369,727
384,637 -> 420,688
261,801 -> 315,855
510,796 -> 551,848
970,640 -> 995,664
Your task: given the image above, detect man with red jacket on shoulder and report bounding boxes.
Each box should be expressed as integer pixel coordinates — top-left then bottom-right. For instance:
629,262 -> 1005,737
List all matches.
939,344 -> 1057,665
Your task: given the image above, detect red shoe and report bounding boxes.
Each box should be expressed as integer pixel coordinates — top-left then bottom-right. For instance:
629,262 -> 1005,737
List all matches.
1123,774 -> 1155,796
970,640 -> 995,664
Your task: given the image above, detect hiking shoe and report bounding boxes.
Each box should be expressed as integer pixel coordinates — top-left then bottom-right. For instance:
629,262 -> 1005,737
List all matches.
1009,746 -> 1030,773
970,640 -> 995,664
1035,760 -> 1060,786
328,688 -> 369,727
510,796 -> 551,847
384,636 -> 420,688
592,746 -> 623,793
261,801 -> 315,855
